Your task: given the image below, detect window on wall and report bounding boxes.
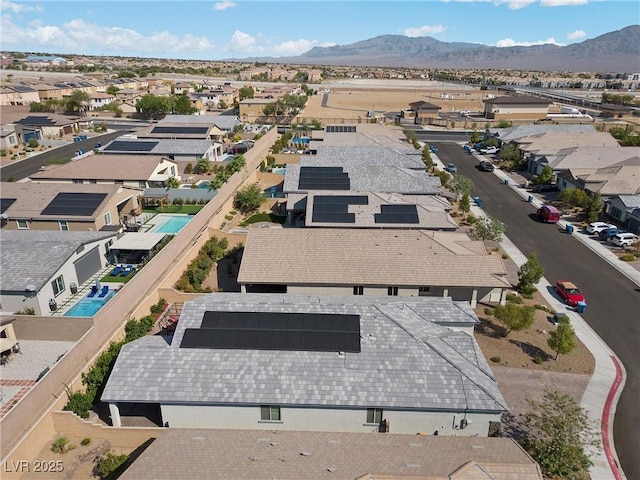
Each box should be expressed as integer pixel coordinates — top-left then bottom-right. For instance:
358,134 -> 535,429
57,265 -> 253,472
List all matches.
418,286 -> 431,296
59,221 -> 69,231
16,219 -> 29,229
260,405 -> 281,421
104,212 -> 112,225
366,408 -> 383,424
89,179 -> 97,184
138,181 -> 147,188
51,275 -> 65,297
387,286 -> 398,296
353,286 -> 364,295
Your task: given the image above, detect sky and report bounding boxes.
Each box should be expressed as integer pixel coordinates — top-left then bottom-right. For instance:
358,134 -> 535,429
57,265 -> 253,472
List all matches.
0,0 -> 637,60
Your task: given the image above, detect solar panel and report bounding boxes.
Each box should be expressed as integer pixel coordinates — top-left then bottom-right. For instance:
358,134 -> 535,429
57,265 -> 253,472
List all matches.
181,311 -> 361,352
151,126 -> 209,135
375,204 -> 419,224
103,140 -> 158,152
17,116 -> 57,126
312,212 -> 355,223
0,198 -> 16,214
298,167 -> 350,191
326,125 -> 357,133
314,195 -> 368,205
40,192 -> 108,217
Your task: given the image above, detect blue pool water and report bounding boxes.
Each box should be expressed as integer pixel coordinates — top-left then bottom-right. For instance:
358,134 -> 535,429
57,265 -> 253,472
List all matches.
152,215 -> 193,234
64,290 -> 116,317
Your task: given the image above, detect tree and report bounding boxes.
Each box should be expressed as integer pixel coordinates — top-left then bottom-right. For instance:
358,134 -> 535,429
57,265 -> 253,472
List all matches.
548,316 -> 577,360
459,193 -> 471,218
106,85 -> 120,96
136,94 -> 171,119
448,175 -> 474,200
533,165 -> 553,185
238,86 -> 255,101
421,146 -> 434,170
218,99 -> 228,110
165,176 -> 180,189
173,92 -> 197,114
468,215 -> 505,242
470,128 -> 480,145
63,90 -> 91,115
197,158 -> 211,174
497,143 -> 520,163
227,155 -> 246,174
582,192 -> 602,223
521,389 -> 599,479
558,188 -> 587,208
493,302 -> 535,336
517,252 -> 544,295
233,183 -> 264,214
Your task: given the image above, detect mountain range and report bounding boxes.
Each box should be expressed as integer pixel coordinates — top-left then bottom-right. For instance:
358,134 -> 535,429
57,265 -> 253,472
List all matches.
247,25 -> 640,72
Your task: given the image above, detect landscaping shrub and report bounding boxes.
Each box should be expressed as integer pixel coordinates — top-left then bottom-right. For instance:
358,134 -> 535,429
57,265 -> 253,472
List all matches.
51,436 -> 71,454
15,307 -> 36,315
81,438 -> 92,446
490,356 -> 501,363
95,451 -> 129,479
619,254 -> 636,262
175,237 -> 229,292
63,388 -> 94,419
505,293 -> 523,304
533,356 -> 544,364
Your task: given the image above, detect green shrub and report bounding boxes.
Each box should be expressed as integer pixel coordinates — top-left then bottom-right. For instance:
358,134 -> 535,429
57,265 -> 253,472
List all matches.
484,307 -> 494,316
81,437 -> 92,446
63,388 -> 94,419
619,254 -> 636,262
15,307 -> 36,315
225,214 -> 234,221
534,304 -> 550,311
51,436 -> 70,454
490,356 -> 501,363
506,293 -> 523,304
533,356 -> 544,364
95,451 -> 129,479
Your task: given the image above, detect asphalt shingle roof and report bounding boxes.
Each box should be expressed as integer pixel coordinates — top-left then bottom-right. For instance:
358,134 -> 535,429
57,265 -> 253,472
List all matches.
101,293 -> 506,413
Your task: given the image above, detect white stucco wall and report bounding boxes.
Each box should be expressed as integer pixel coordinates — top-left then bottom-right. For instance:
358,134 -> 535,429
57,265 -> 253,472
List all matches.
159,404 -> 501,436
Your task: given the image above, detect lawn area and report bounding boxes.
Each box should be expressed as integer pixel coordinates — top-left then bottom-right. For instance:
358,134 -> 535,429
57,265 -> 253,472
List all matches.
241,212 -> 286,226
144,205 -> 204,214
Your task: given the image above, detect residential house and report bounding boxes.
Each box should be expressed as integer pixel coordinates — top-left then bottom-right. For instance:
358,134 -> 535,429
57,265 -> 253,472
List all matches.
173,82 -> 194,95
0,230 -> 117,315
486,124 -> 597,144
238,229 -> 510,306
556,156 -> 640,198
482,95 -> 551,120
88,92 -> 116,111
12,113 -> 80,138
101,293 -> 507,434
100,136 -> 220,162
31,153 -> 179,188
0,182 -> 140,232
605,195 -> 640,233
161,114 -> 242,134
118,430 -> 543,480
0,85 -> 40,106
29,83 -> 64,102
402,101 -> 442,125
239,98 -> 275,121
136,123 -> 225,147
530,146 -> 640,178
0,125 -> 20,149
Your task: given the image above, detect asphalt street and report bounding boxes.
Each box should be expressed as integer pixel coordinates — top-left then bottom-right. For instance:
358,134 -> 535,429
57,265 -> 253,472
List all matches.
432,140 -> 640,480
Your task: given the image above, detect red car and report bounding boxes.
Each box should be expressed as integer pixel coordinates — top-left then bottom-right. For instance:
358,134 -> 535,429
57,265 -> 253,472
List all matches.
554,281 -> 585,307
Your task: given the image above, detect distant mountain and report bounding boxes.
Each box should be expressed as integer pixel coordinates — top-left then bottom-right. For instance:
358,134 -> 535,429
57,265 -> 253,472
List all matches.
265,25 -> 640,72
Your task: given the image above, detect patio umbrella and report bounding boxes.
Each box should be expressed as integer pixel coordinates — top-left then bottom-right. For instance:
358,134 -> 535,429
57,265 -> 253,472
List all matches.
95,276 -> 101,290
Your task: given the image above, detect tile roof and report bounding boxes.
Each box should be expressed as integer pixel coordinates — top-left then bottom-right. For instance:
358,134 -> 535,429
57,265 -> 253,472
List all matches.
119,429 -> 542,480
0,230 -> 116,291
101,293 -> 506,412
516,132 -> 620,152
617,194 -> 640,208
31,154 -> 174,181
102,137 -> 215,155
489,124 -> 596,142
237,229 -> 510,288
0,182 -> 122,220
161,114 -> 242,131
550,146 -> 640,170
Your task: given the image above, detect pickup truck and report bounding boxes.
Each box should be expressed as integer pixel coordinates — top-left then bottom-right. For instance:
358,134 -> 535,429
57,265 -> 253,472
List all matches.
480,146 -> 498,155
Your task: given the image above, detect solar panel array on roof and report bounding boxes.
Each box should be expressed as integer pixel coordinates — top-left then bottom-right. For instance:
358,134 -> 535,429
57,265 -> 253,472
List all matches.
311,195 -> 368,223
0,198 -> 16,214
180,311 -> 361,352
298,166 -> 350,191
11,85 -> 35,93
103,140 -> 158,152
325,125 -> 357,133
40,192 -> 107,217
17,116 -> 57,126
151,126 -> 209,135
374,204 -> 419,224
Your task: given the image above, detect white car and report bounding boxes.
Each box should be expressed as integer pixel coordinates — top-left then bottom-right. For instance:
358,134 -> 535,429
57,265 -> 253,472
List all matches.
611,232 -> 639,247
586,222 -> 616,234
459,109 -> 470,116
480,146 -> 498,154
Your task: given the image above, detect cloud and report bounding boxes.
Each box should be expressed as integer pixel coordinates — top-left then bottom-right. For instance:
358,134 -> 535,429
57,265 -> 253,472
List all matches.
442,0 -> 536,9
0,1 -> 42,13
404,25 -> 447,37
0,16 -> 214,54
213,1 -> 235,11
567,29 -> 587,40
495,37 -> 564,47
271,39 -> 335,56
227,30 -> 262,53
540,0 -> 588,6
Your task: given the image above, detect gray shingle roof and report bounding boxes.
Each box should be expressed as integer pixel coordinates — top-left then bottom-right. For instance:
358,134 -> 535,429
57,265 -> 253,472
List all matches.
0,230 -> 117,291
161,114 -> 241,131
489,124 -> 596,142
103,137 -> 214,155
101,293 -> 506,413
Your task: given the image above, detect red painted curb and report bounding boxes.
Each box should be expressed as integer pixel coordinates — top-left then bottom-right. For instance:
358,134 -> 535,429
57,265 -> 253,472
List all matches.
602,355 -> 624,480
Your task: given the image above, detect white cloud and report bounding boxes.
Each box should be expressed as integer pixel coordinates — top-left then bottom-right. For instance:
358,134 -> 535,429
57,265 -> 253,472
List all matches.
404,25 -> 447,37
540,0 -> 588,6
227,30 -> 262,53
0,1 -> 42,13
213,1 -> 236,11
0,16 -> 214,54
494,0 -> 538,10
567,29 -> 587,40
271,39 -> 335,56
495,37 -> 564,47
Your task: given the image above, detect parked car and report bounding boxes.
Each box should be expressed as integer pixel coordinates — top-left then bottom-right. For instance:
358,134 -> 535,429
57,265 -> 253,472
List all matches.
598,227 -> 623,241
459,109 -> 470,116
554,280 -> 586,307
586,222 -> 616,234
531,183 -> 557,193
479,161 -> 495,172
536,205 -> 561,223
610,232 -> 640,247
429,145 -> 438,153
445,163 -> 457,173
480,146 -> 498,155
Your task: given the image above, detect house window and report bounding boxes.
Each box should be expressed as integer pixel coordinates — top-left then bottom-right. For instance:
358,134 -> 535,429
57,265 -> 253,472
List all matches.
89,179 -> 97,184
387,286 -> 398,296
171,166 -> 176,176
260,405 -> 281,422
51,275 -> 65,297
115,180 -> 124,185
59,221 -> 69,231
72,179 -> 83,184
418,286 -> 431,296
138,181 -> 147,188
610,206 -> 622,219
16,219 -> 29,229
353,286 -> 364,295
104,212 -> 112,225
366,408 -> 383,424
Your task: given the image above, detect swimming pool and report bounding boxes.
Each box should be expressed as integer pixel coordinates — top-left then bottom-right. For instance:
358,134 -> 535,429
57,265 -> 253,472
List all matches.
150,215 -> 193,234
64,290 -> 116,317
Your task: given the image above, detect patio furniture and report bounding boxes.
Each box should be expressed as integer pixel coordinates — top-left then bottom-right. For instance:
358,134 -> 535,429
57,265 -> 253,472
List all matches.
98,285 -> 109,298
88,285 -> 98,298
120,265 -> 133,277
110,265 -> 123,276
